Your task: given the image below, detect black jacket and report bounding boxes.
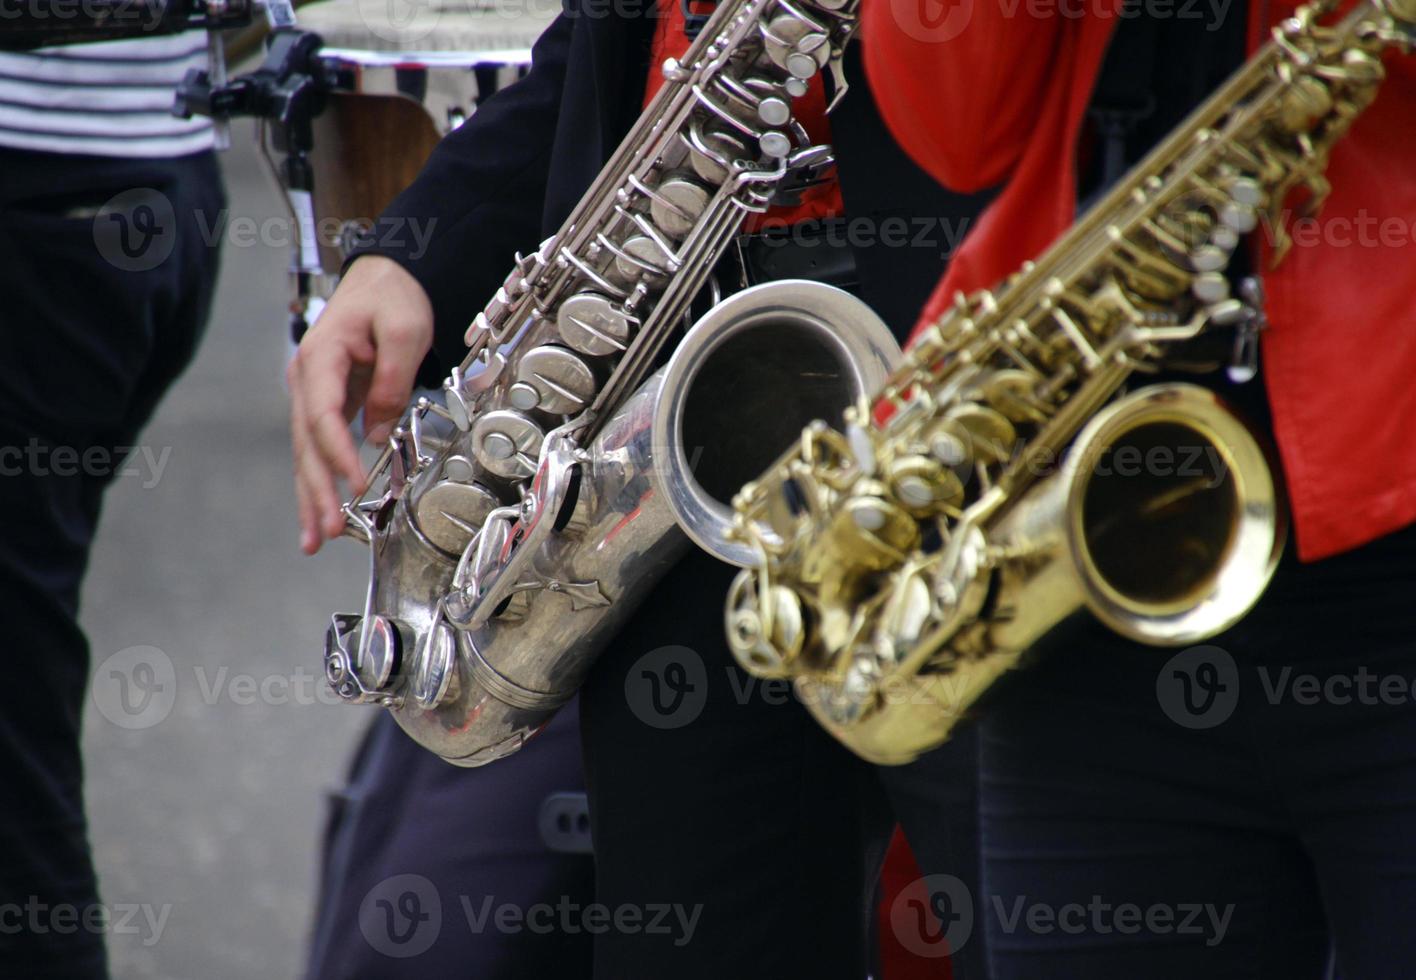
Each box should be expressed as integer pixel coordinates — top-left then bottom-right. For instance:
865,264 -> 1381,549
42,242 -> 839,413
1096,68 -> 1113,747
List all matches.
356,0 -> 990,380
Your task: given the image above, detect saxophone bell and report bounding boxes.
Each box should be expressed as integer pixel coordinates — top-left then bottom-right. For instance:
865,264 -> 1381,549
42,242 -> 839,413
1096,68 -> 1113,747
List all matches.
790,383 -> 1286,767
328,280 -> 901,766
994,382 -> 1285,652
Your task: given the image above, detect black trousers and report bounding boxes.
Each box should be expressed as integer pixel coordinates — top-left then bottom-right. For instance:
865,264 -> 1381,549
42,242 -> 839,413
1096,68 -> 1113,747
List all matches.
0,147 -> 224,978
579,547 -> 987,980
304,705 -> 595,979
978,523 -> 1416,979
306,564 -> 983,980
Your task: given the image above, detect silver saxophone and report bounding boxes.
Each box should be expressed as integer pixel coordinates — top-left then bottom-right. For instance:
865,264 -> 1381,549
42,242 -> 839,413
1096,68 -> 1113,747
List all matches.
321,0 -> 901,765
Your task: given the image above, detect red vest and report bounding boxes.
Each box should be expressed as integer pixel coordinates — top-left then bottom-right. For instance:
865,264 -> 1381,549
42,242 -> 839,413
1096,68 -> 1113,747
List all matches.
862,0 -> 1416,561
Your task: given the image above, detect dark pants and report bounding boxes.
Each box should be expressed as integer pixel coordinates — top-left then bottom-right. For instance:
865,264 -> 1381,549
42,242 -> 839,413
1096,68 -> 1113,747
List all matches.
307,558 -> 984,980
978,523 -> 1416,979
0,147 -> 224,979
579,546 -> 986,980
304,704 -> 595,979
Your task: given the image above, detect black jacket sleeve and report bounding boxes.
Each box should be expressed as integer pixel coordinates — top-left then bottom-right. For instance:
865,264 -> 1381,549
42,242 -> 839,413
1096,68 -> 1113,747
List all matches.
348,13 -> 574,375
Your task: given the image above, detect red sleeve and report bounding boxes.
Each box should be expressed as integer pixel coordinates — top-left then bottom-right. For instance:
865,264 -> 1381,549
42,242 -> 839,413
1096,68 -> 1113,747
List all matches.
861,0 -> 1067,192
860,2 -> 1119,328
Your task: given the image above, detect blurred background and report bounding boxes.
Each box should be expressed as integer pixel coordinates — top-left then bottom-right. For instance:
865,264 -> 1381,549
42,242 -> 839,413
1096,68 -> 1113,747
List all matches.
35,0 -> 559,969
78,122 -> 368,979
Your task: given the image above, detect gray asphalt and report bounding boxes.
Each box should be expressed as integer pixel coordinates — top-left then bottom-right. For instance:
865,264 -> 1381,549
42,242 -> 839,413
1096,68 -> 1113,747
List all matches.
78,123 -> 370,979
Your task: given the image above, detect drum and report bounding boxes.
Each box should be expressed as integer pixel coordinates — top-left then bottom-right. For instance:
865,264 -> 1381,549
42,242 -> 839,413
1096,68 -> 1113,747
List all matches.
284,0 -> 558,278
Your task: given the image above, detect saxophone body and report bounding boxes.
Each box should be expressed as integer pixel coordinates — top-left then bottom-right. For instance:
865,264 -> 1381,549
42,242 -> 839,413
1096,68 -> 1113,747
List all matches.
726,0 -> 1416,765
320,0 -> 902,764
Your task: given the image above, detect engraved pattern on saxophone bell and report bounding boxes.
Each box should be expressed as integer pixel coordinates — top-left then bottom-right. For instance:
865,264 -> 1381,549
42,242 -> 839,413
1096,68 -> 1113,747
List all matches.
727,0 -> 1416,765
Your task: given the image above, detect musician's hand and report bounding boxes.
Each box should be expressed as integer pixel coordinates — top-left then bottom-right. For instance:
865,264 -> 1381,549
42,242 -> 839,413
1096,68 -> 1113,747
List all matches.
288,255 -> 434,555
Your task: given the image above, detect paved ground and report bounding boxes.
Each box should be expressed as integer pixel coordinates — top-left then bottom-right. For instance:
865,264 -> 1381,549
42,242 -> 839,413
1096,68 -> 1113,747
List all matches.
78,122 -> 370,979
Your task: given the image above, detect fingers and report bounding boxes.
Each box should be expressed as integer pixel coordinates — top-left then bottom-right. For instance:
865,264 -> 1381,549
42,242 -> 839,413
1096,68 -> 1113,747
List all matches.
289,336 -> 364,551
363,317 -> 428,444
287,360 -> 320,555
285,256 -> 434,554
302,345 -> 365,529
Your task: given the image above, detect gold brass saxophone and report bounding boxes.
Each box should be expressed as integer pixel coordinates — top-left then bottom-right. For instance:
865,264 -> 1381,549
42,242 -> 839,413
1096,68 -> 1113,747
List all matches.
726,0 -> 1416,764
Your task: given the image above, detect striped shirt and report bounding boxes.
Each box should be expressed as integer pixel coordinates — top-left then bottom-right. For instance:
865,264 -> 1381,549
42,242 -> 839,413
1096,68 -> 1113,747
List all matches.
0,32 -> 215,158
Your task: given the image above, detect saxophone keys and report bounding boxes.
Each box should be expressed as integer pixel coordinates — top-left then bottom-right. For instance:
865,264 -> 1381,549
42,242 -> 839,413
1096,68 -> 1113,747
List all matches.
1225,176 -> 1266,208
887,456 -> 965,517
759,131 -> 793,158
762,16 -> 829,79
411,621 -> 457,709
1190,244 -> 1230,273
611,235 -> 673,284
725,573 -> 804,677
1274,75 -> 1333,132
1338,48 -> 1385,86
557,293 -> 633,356
413,480 -> 499,555
880,568 -> 935,651
981,369 -> 1048,424
1210,223 -> 1241,253
1219,201 -> 1258,234
944,404 -> 1017,464
686,122 -> 751,184
362,615 -> 408,692
514,345 -> 597,415
1192,271 -> 1232,304
444,350 -> 509,431
756,95 -> 791,127
927,425 -> 970,468
840,492 -> 919,558
471,410 -> 544,479
650,177 -> 711,238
